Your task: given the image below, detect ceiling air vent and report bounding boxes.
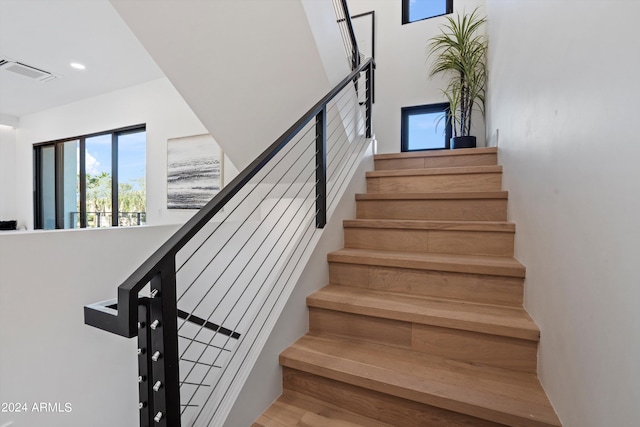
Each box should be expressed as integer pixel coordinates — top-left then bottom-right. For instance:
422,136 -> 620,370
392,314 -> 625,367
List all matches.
0,57 -> 59,83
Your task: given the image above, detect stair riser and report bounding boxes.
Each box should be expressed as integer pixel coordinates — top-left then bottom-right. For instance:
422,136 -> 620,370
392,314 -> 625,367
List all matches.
367,173 -> 502,193
412,323 -> 538,373
282,367 -> 507,427
375,153 -> 497,171
344,228 -> 514,257
258,391 -> 394,427
329,263 -> 524,307
309,309 -> 537,373
356,199 -> 508,221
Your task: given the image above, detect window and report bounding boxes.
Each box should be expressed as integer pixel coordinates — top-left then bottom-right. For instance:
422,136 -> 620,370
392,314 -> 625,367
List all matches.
402,0 -> 453,24
34,125 -> 146,229
401,103 -> 451,152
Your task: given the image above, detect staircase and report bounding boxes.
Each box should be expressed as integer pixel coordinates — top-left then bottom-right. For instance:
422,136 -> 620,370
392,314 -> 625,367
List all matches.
254,147 -> 561,427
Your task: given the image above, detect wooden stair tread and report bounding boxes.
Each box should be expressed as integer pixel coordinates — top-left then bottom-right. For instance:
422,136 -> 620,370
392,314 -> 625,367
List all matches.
343,219 -> 515,232
280,335 -> 561,427
367,165 -> 502,178
328,248 -> 526,278
254,391 -> 393,427
309,285 -> 538,341
356,191 -> 508,200
374,147 -> 497,160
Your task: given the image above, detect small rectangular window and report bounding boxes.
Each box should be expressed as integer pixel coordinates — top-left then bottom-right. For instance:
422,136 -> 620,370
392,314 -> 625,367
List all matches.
402,0 -> 453,24
401,103 -> 451,152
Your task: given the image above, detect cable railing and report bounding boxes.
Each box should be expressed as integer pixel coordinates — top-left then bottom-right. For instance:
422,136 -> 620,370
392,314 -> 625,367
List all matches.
333,2 -> 377,109
85,55 -> 374,426
332,0 -> 360,71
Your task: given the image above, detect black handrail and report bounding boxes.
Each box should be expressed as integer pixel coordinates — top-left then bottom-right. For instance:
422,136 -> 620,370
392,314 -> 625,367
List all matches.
340,0 -> 360,71
87,4 -> 372,424
84,57 -> 374,339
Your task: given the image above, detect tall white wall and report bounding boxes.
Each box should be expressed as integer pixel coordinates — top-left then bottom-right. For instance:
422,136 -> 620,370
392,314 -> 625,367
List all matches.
349,0 -> 486,153
15,78 -> 238,229
301,0 -> 351,86
485,1 -> 640,425
0,224 -> 178,427
0,126 -> 17,221
110,0 -> 334,170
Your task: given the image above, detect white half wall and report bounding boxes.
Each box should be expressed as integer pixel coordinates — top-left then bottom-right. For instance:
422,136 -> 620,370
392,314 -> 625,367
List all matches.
110,0 -> 334,170
0,126 -> 17,221
486,1 -> 640,426
0,225 -> 178,427
15,78 -> 238,229
349,0 -> 486,154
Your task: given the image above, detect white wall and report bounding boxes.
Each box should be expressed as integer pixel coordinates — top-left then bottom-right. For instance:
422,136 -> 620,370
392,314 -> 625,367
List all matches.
15,78 -> 238,229
349,0 -> 486,154
301,0 -> 352,86
221,142 -> 374,427
485,1 -> 640,426
0,126 -> 17,221
110,0 -> 334,171
0,224 -> 178,427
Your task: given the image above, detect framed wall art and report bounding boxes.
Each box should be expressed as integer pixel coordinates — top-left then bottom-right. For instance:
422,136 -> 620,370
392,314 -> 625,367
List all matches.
167,134 -> 223,209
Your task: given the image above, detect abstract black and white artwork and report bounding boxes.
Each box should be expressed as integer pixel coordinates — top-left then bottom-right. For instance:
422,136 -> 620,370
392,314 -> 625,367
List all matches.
167,134 -> 223,209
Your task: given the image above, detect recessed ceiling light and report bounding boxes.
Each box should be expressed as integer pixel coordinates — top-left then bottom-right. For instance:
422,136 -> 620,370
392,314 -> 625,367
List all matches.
70,62 -> 86,70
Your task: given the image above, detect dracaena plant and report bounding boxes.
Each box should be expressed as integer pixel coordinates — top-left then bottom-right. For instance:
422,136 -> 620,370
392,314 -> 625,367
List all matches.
427,8 -> 487,138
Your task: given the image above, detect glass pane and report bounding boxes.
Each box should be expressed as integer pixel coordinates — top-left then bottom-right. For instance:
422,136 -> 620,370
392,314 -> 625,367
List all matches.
408,112 -> 447,150
62,140 -> 80,228
117,131 -> 146,226
40,146 -> 56,230
409,0 -> 447,22
85,134 -> 112,228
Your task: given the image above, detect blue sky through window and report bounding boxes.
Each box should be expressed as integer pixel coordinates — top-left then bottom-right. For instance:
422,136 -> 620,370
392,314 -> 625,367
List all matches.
407,112 -> 447,150
84,131 -> 145,189
118,131 -> 146,190
85,134 -> 111,175
409,0 -> 448,22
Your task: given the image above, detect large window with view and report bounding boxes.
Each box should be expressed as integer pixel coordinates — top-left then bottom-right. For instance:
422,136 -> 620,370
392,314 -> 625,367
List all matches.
33,125 -> 146,230
402,0 -> 453,24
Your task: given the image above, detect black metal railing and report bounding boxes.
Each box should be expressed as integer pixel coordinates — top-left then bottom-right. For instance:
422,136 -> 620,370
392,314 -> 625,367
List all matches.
70,211 -> 146,228
85,55 -> 374,426
333,0 -> 361,71
343,10 -> 376,103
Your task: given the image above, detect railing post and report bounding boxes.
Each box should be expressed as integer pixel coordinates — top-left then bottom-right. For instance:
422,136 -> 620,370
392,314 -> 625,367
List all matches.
372,11 -> 376,104
138,300 -> 153,427
146,257 -> 181,427
365,63 -> 372,138
315,106 -> 327,229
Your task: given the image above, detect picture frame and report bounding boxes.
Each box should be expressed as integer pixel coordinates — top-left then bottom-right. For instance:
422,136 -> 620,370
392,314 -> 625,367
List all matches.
167,134 -> 223,209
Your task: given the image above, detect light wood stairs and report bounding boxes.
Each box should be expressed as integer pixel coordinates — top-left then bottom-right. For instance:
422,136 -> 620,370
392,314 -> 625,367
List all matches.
254,147 -> 561,427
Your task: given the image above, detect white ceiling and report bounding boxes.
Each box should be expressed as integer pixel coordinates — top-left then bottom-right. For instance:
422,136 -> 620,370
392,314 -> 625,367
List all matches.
0,0 -> 164,120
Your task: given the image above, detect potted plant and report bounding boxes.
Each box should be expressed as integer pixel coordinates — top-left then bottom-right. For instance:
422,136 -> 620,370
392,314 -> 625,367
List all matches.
427,9 -> 487,149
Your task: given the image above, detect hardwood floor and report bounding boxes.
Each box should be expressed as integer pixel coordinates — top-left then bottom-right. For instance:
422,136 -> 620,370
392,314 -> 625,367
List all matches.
254,147 -> 561,427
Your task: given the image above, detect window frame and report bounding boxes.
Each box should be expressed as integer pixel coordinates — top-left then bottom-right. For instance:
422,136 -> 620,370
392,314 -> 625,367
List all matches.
402,0 -> 453,25
401,103 -> 452,152
33,124 -> 146,230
